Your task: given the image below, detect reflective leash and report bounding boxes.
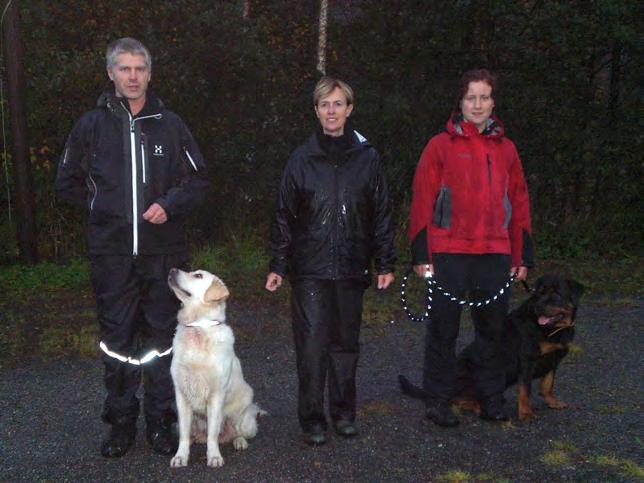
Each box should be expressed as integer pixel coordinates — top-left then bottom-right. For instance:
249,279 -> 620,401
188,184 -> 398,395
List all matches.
400,266 -> 517,323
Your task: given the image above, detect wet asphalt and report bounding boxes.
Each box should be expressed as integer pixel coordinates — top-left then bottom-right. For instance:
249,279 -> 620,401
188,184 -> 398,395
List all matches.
1,299 -> 642,482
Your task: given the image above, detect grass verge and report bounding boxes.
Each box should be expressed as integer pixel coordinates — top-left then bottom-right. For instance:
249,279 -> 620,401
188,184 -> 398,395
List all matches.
0,245 -> 641,367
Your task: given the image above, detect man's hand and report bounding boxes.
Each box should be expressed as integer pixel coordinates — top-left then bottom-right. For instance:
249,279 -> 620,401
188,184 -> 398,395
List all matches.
413,264 -> 434,278
377,272 -> 395,289
512,266 -> 528,281
143,203 -> 167,224
265,272 -> 283,292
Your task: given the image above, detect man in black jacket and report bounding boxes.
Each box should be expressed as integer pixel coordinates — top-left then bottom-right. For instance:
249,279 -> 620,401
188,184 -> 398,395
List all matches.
56,38 -> 209,458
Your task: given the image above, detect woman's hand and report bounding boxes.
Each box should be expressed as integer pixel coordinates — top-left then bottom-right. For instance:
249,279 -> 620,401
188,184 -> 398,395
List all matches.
511,266 -> 528,281
377,272 -> 395,289
265,272 -> 283,292
413,264 -> 434,278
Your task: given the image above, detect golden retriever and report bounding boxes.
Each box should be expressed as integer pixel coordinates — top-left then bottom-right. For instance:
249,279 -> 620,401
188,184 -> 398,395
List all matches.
167,268 -> 265,468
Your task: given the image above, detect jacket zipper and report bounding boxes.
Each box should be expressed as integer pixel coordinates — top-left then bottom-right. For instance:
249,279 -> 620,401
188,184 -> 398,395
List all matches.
141,139 -> 147,184
486,153 -> 492,184
332,162 -> 339,279
120,102 -> 162,256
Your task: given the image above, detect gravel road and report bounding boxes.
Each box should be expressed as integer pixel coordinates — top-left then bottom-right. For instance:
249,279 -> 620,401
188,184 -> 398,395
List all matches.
1,299 -> 642,482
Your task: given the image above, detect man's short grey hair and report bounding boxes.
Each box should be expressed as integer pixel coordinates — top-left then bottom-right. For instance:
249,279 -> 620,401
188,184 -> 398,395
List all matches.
106,38 -> 152,69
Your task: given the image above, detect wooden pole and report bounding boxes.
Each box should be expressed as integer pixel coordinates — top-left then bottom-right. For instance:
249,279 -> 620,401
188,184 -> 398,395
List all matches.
2,0 -> 38,263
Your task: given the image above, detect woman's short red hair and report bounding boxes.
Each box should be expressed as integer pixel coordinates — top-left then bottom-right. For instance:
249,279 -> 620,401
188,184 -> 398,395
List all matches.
457,69 -> 497,102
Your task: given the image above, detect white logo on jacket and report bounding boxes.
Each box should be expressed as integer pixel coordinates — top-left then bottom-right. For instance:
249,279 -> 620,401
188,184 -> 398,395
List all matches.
154,144 -> 164,156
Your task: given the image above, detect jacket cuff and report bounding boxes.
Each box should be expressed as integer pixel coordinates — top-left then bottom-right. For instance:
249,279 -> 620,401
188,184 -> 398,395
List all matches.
411,227 -> 429,264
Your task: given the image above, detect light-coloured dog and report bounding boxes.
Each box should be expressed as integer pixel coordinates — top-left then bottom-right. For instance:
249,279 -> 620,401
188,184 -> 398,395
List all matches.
167,268 -> 265,468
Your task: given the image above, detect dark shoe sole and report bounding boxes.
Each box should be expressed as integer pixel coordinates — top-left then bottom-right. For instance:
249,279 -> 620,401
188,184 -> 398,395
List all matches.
334,422 -> 358,437
101,439 -> 134,458
426,409 -> 460,427
480,412 -> 510,422
304,432 -> 327,445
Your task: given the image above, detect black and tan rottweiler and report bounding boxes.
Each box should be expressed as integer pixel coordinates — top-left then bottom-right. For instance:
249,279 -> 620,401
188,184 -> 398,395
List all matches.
399,274 -> 584,421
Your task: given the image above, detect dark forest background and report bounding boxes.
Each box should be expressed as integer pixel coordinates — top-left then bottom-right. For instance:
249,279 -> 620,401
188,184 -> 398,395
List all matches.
1,0 -> 642,263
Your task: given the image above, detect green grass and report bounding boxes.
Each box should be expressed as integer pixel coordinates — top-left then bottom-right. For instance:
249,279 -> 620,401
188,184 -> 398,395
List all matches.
0,245 -> 641,365
540,449 -> 569,466
593,454 -> 644,479
435,470 -> 472,482
0,258 -> 90,294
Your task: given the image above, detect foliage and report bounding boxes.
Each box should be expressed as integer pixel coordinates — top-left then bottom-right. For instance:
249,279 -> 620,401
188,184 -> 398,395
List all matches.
0,0 -> 642,261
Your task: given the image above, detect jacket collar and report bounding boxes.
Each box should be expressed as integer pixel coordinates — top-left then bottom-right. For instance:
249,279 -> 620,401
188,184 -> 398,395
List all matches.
306,121 -> 371,157
446,112 -> 505,140
97,88 -> 165,118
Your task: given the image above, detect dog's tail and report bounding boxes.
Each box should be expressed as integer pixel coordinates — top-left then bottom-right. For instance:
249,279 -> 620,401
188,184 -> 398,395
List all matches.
236,403 -> 267,439
398,374 -> 427,401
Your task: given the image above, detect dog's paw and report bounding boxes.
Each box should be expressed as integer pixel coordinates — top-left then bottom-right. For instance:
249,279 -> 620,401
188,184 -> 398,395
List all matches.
545,397 -> 568,409
233,437 -> 248,450
518,409 -> 537,421
170,453 -> 189,468
207,454 -> 225,467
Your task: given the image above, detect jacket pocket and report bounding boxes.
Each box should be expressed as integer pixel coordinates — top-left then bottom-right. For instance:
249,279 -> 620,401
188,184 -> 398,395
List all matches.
432,186 -> 451,228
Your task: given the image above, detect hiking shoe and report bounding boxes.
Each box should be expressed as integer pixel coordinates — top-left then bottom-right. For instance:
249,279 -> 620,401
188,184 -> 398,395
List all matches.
303,424 -> 327,446
334,420 -> 358,437
480,397 -> 510,422
426,401 -> 459,427
146,420 -> 178,455
101,424 -> 136,458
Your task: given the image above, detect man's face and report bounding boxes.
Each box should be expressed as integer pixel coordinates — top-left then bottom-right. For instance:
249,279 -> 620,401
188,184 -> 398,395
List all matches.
107,52 -> 151,102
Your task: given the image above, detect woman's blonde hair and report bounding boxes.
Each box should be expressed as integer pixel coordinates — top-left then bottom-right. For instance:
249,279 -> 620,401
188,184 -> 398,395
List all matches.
313,76 -> 354,106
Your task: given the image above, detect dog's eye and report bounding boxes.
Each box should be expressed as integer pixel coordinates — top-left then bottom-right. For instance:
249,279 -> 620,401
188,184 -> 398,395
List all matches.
194,273 -> 203,279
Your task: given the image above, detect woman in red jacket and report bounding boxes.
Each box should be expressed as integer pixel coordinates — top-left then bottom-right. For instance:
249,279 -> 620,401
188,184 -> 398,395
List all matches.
408,69 -> 533,427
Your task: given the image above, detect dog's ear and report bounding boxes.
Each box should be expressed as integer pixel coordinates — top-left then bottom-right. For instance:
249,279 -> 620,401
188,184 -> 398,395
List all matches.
566,279 -> 584,305
204,280 -> 230,303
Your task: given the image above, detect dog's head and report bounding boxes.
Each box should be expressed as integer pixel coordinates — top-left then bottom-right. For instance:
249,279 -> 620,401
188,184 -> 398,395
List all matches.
168,268 -> 230,324
532,274 -> 584,330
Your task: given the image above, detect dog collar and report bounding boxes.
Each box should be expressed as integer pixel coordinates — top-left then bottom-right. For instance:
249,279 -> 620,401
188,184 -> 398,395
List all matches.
547,322 -> 575,338
186,319 -> 222,328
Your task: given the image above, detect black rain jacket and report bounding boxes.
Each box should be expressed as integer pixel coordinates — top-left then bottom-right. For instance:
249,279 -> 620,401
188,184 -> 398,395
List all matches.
269,127 -> 396,284
56,90 -> 209,255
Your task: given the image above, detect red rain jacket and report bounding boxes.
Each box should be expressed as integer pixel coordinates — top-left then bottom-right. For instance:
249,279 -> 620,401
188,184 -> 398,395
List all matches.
409,115 -> 533,267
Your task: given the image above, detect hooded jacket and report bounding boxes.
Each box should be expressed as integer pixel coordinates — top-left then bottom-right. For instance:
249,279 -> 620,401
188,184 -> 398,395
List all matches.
409,114 -> 533,267
269,126 -> 396,283
56,90 -> 209,255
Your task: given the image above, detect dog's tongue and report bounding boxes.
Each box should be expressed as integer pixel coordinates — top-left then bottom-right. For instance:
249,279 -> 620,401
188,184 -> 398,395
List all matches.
538,316 -> 551,326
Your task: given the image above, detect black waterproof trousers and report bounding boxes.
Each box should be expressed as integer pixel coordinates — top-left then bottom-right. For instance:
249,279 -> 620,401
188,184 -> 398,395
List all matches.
90,253 -> 187,426
423,253 -> 511,404
291,278 -> 366,432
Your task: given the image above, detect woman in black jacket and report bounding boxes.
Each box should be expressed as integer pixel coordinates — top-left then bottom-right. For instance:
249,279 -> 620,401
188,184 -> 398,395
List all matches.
265,76 -> 396,445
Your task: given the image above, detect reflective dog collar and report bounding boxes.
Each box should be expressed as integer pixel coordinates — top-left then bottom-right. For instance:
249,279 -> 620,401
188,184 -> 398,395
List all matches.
186,319 -> 222,328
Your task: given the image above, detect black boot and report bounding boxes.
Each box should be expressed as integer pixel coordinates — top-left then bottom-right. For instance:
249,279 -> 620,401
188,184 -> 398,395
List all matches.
146,418 -> 178,455
303,423 -> 327,446
426,400 -> 459,427
480,396 -> 509,422
101,423 -> 136,458
334,419 -> 358,437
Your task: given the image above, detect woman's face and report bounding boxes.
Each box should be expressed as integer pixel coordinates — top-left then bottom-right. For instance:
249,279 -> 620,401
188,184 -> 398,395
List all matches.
461,81 -> 495,132
315,87 -> 353,136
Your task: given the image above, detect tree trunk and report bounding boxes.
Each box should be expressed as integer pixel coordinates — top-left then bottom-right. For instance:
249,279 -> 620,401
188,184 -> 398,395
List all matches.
316,0 -> 328,75
2,0 -> 38,263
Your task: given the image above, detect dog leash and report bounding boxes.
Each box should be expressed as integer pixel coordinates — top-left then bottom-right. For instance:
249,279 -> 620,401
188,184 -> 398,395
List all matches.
400,265 -> 518,323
